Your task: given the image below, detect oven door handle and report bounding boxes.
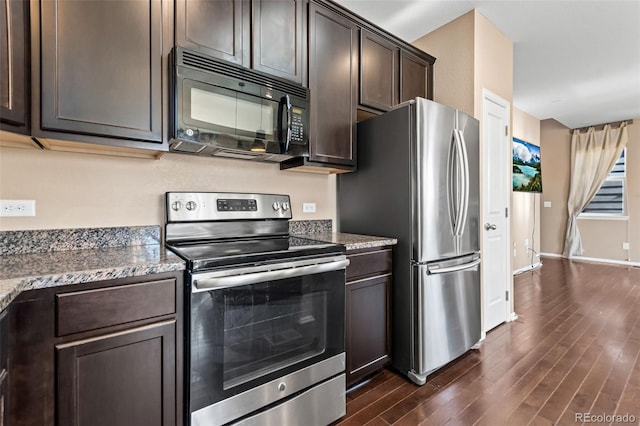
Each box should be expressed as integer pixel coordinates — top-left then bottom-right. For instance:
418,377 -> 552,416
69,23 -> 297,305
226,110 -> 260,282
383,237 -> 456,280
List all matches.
192,258 -> 350,292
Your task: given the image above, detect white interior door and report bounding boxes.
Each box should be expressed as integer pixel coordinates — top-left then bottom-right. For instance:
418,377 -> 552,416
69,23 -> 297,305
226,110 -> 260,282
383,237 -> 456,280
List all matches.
481,89 -> 511,332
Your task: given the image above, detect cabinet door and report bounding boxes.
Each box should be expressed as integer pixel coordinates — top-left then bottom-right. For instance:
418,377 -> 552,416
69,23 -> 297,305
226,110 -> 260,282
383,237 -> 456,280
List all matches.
0,0 -> 28,133
346,275 -> 391,387
308,2 -> 357,167
252,0 -> 305,84
0,310 -> 7,426
360,29 -> 398,111
400,49 -> 432,102
57,320 -> 177,426
39,0 -> 165,143
176,0 -> 249,66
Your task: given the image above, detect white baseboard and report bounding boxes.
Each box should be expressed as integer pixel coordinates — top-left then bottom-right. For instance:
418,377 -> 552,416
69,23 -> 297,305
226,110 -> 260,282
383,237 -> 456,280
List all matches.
540,252 -> 640,268
508,312 -> 519,322
571,256 -> 640,268
513,261 -> 542,275
540,252 -> 562,258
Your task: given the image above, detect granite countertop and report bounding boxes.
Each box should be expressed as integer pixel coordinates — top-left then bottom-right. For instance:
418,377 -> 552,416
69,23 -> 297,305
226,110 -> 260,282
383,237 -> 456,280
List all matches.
299,232 -> 397,251
0,222 -> 395,312
0,226 -> 186,312
0,245 -> 185,311
289,220 -> 397,251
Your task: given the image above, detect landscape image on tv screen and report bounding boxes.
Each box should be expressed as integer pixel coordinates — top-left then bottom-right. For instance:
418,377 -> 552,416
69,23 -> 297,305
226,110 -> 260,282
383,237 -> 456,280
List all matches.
512,138 -> 542,193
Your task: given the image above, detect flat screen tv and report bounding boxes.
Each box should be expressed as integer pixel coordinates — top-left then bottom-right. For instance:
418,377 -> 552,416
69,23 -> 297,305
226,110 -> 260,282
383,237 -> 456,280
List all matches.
512,137 -> 542,193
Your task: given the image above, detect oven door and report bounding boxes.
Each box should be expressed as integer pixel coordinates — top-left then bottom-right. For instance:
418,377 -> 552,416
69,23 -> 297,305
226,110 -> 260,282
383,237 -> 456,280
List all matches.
188,256 -> 348,425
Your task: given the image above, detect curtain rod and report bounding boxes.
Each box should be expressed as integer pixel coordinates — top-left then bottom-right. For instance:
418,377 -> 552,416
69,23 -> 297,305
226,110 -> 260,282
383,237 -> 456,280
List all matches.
572,119 -> 633,133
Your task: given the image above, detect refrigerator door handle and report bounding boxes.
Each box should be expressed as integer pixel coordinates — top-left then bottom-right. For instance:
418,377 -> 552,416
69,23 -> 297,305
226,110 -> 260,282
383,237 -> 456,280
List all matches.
456,128 -> 470,235
428,258 -> 481,275
447,131 -> 459,235
452,129 -> 466,236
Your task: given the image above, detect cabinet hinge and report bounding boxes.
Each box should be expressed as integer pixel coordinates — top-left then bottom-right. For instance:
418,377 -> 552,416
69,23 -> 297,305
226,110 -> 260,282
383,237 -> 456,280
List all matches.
505,125 -> 509,136
506,290 -> 509,301
505,207 -> 509,218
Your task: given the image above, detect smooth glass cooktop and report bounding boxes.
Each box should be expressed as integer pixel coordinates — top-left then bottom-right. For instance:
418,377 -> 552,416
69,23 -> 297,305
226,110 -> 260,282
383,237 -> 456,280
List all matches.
167,235 -> 344,270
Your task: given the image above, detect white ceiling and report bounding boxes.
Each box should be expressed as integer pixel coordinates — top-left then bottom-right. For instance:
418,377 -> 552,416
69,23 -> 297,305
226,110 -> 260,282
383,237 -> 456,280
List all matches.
335,0 -> 640,129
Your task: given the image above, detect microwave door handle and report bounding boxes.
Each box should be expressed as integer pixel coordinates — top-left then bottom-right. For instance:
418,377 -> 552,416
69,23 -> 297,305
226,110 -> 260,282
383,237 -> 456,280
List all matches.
279,94 -> 292,153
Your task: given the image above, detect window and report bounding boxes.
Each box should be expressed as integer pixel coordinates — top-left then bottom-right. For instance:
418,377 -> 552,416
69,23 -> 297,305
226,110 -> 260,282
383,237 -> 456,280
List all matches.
581,149 -> 626,216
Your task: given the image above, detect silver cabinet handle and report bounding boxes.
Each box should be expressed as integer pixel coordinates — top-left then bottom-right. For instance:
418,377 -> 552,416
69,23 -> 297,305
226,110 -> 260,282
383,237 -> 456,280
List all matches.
484,223 -> 497,231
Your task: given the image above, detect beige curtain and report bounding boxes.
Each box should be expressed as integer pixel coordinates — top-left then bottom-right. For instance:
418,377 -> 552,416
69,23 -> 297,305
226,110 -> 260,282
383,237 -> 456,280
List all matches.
562,122 -> 628,257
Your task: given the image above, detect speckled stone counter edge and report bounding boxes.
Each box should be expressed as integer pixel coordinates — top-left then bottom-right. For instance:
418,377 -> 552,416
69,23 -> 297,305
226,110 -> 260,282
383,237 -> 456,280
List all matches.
0,226 -> 182,311
0,226 -> 161,256
290,221 -> 397,251
296,231 -> 398,251
289,219 -> 332,234
0,258 -> 185,312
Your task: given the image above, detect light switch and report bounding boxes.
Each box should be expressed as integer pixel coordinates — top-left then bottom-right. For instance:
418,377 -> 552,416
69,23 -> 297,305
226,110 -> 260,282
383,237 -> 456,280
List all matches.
543,201 -> 551,208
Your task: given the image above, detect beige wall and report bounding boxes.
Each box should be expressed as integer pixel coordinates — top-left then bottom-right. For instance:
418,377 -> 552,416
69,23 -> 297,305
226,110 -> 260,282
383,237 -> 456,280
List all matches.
0,146 -> 337,231
412,11 -> 474,115
511,108 -> 541,272
473,11 -> 513,120
539,118 -> 639,263
539,119 -> 571,255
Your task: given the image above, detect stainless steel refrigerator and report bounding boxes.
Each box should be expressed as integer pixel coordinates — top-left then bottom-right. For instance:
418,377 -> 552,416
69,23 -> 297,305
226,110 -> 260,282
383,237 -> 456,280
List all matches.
338,98 -> 481,385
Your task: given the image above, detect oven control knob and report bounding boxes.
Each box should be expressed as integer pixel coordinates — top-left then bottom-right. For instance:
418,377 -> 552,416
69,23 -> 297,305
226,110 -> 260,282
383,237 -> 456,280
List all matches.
281,201 -> 290,211
171,201 -> 182,211
277,382 -> 286,392
272,201 -> 281,211
186,201 -> 197,211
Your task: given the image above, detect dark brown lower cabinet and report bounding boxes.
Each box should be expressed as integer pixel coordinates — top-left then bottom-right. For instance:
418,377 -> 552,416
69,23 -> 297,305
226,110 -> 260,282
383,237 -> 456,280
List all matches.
345,247 -> 393,387
57,320 -> 176,426
0,310 -> 7,426
7,272 -> 183,426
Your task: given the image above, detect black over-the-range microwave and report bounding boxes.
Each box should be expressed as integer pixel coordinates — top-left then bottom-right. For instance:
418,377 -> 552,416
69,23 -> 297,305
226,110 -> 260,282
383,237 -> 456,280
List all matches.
170,47 -> 310,162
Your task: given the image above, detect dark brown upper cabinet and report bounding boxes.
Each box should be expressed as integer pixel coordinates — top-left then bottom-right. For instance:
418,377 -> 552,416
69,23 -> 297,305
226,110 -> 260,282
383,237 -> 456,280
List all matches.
306,1 -> 358,167
0,0 -> 29,134
251,0 -> 305,85
360,31 -> 434,113
176,0 -> 305,85
400,49 -> 433,103
359,29 -> 398,112
175,0 -> 249,66
36,0 -> 171,147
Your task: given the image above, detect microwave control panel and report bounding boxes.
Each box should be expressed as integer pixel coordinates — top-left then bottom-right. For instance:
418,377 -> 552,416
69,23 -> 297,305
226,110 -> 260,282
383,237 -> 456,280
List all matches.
290,107 -> 305,143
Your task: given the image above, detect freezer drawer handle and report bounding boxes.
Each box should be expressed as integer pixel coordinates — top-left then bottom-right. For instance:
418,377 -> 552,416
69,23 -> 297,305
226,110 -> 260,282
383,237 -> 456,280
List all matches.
428,258 -> 481,275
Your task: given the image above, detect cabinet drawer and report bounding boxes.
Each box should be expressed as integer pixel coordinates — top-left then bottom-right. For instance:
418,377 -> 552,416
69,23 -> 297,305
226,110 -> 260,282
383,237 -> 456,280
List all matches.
346,248 -> 392,282
56,279 -> 176,337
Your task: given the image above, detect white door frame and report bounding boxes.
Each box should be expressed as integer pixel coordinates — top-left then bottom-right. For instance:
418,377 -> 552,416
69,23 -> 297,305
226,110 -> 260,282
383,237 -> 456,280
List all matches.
480,88 -> 514,338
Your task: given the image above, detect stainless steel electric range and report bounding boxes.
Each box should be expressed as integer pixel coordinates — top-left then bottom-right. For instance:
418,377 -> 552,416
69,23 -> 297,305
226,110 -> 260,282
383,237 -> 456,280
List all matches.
165,192 -> 348,426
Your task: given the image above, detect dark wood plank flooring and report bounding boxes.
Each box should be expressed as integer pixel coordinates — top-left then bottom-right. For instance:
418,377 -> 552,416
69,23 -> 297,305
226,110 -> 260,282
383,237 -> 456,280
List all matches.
335,257 -> 640,425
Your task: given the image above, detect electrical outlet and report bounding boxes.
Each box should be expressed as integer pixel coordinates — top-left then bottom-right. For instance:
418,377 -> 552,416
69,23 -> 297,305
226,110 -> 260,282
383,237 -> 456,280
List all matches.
302,202 -> 316,213
623,242 -> 630,250
0,200 -> 36,217
544,201 -> 551,208
525,238 -> 529,249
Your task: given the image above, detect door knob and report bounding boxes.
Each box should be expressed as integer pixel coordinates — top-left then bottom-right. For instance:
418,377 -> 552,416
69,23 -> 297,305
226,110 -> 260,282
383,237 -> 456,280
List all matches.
484,223 -> 497,231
